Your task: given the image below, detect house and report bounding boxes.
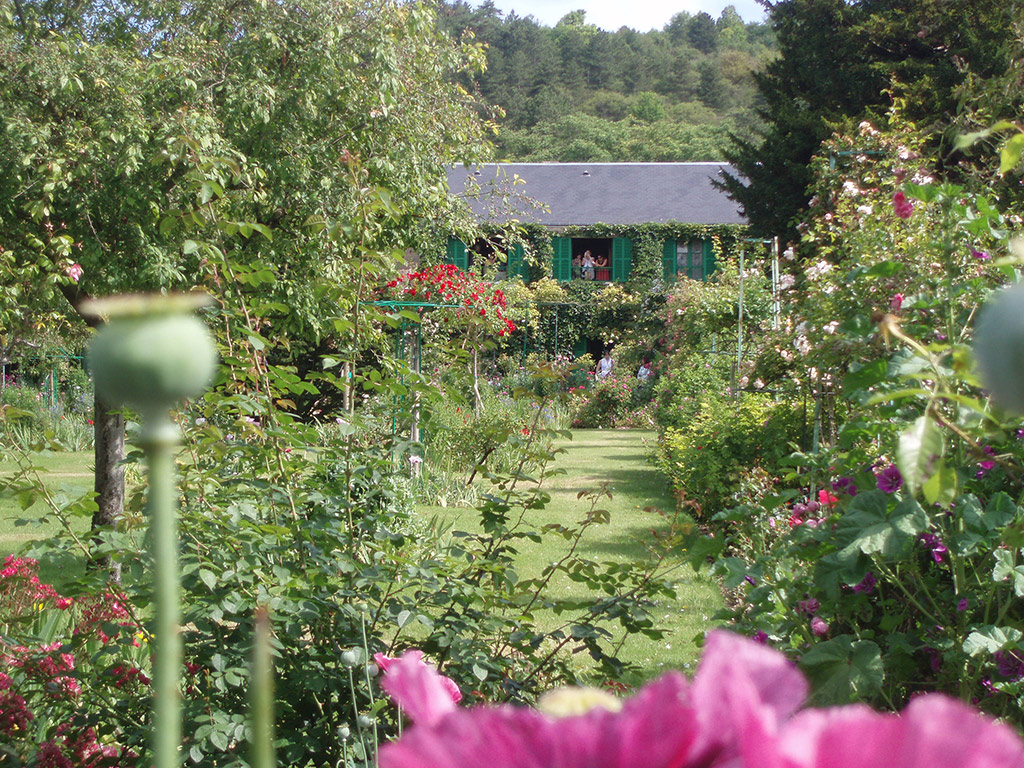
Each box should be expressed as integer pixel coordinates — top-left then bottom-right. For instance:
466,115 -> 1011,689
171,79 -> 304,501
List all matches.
445,162 -> 747,284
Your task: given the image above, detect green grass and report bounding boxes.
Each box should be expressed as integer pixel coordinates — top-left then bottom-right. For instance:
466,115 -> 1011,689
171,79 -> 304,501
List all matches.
0,450 -> 94,563
419,428 -> 722,682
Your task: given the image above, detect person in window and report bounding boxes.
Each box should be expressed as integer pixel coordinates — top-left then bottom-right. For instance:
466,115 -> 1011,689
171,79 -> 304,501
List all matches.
593,252 -> 609,280
595,349 -> 614,379
581,250 -> 595,280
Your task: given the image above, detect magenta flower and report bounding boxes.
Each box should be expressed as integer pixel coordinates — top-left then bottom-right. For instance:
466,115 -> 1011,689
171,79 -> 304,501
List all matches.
890,293 -> 904,311
377,650 -> 462,727
875,464 -> 903,493
893,190 -> 914,219
378,630 -> 1024,768
971,248 -> 991,260
975,446 -> 996,478
65,262 -> 84,283
920,532 -> 948,563
810,616 -> 829,637
853,571 -> 877,594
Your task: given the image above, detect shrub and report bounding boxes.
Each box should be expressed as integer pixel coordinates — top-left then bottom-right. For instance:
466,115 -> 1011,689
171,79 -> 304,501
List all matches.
656,393 -> 802,517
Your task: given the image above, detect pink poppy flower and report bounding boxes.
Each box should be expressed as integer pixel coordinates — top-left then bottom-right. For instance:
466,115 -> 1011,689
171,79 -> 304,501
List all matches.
380,631 -> 807,768
377,650 -> 461,727
378,631 -> 1024,768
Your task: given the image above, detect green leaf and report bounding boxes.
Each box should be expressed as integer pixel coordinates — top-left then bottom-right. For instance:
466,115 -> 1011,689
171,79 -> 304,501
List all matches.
964,625 -> 1023,656
999,133 -> 1024,174
991,550 -> 1024,597
182,239 -> 200,255
396,609 -> 413,628
838,494 -> 928,560
897,415 -> 942,495
841,359 -> 888,395
472,663 -> 487,681
799,636 -> 883,704
921,459 -> 957,507
199,569 -> 217,590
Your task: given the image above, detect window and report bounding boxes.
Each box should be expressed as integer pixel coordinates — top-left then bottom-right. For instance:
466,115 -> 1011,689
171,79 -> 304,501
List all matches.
553,236 -> 631,283
677,241 -> 705,281
663,238 -> 716,282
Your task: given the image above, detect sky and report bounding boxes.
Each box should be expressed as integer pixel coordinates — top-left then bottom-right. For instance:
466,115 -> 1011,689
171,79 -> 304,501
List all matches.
470,0 -> 768,32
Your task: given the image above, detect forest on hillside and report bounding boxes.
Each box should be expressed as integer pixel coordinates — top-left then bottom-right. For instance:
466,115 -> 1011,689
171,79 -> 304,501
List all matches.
435,1 -> 777,162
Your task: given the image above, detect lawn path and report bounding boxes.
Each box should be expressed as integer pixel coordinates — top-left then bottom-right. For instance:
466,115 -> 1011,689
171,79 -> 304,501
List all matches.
423,428 -> 723,681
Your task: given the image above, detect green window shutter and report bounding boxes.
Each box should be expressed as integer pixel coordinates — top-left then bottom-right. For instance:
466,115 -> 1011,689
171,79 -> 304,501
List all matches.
612,237 -> 632,282
446,238 -> 469,270
507,242 -> 527,281
552,237 -> 572,283
572,338 -> 588,359
662,238 -> 677,281
702,239 -> 716,280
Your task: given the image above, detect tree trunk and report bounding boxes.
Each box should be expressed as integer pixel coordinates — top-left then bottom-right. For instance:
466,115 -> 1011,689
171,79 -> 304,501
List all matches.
92,394 -> 125,581
60,284 -> 126,581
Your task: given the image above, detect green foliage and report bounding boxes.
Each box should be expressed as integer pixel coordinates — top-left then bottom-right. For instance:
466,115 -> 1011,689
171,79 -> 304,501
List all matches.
656,394 -> 802,517
685,115 -> 1024,721
722,0 -> 1022,237
435,1 -> 776,161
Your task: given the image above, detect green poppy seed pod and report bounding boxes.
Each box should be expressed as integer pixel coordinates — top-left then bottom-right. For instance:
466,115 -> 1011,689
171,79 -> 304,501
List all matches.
85,293 -> 217,412
974,282 -> 1024,413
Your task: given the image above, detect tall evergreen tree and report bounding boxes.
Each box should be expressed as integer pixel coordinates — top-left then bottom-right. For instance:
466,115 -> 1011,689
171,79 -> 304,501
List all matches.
721,0 -> 1022,237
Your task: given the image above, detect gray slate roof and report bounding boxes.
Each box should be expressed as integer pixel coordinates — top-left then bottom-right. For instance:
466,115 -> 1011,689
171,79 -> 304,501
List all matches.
447,162 -> 746,227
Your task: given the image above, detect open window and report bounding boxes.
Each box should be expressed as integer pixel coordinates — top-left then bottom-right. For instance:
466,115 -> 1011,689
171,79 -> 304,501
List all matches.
552,236 -> 632,283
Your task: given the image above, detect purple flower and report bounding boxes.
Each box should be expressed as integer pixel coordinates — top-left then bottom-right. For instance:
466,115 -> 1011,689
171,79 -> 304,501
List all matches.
971,248 -> 991,261
744,575 -> 757,586
751,630 -> 769,644
810,616 -> 829,637
995,650 -> 1024,682
875,464 -> 903,493
975,446 -> 996,478
831,477 -> 858,497
957,598 -> 969,612
797,598 -> 820,615
853,571 -> 877,594
920,532 -> 948,563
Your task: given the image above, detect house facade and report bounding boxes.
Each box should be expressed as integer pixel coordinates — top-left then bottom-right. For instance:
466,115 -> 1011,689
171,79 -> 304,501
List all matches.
445,162 -> 747,285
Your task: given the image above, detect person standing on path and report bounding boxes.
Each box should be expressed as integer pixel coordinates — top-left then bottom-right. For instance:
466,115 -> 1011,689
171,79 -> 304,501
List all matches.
596,349 -> 614,379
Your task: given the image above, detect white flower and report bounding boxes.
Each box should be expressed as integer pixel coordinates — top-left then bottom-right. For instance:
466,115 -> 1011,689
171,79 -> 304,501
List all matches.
754,379 -> 765,390
409,455 -> 423,465
856,204 -> 874,216
842,180 -> 860,195
912,171 -> 935,184
779,274 -> 796,290
794,336 -> 811,355
858,121 -> 879,136
806,261 -> 833,279
823,321 -> 840,335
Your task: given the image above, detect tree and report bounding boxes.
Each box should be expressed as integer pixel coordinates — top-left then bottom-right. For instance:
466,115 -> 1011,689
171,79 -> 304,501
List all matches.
688,11 -> 719,54
0,0 -> 492,560
721,0 -> 1022,238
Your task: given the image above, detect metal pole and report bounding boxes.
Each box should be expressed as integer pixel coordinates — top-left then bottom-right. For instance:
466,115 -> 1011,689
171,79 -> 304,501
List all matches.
771,237 -> 781,331
737,247 -> 745,370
